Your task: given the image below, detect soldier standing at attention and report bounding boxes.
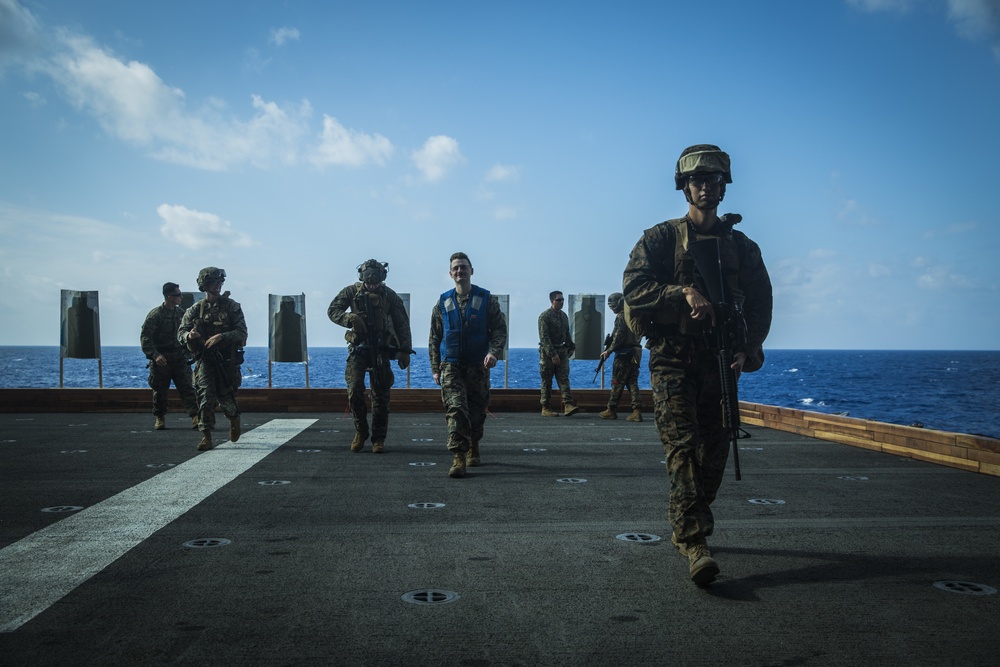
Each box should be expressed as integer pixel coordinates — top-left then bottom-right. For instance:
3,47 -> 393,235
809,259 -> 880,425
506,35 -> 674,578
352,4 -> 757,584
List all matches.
622,145 -> 772,586
140,282 -> 199,430
538,291 -> 580,417
598,292 -> 644,422
178,267 -> 248,452
328,259 -> 412,454
428,252 -> 508,478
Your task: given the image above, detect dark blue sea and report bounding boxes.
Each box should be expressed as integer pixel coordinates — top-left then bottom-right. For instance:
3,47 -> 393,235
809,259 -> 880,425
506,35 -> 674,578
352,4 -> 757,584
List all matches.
2,347 -> 998,438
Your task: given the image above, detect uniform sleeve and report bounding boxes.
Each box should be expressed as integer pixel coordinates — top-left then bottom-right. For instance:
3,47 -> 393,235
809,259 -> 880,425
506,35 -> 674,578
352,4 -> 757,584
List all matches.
737,236 -> 773,355
177,304 -> 196,347
390,292 -> 412,352
140,309 -> 158,359
607,313 -> 625,351
327,286 -> 354,328
487,296 -> 507,359
538,311 -> 555,358
428,303 -> 443,372
622,224 -> 688,315
225,301 -> 248,348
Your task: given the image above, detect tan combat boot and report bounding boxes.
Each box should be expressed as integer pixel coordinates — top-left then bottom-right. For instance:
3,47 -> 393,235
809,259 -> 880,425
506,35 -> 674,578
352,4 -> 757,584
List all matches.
626,410 -> 643,422
449,452 -> 467,478
540,405 -> 559,417
563,403 -> 580,417
197,431 -> 213,451
466,441 -> 481,467
599,408 -> 617,420
672,534 -> 719,586
228,416 -> 241,443
351,432 -> 366,453
371,440 -> 385,454
190,415 -> 200,429
154,416 -> 166,430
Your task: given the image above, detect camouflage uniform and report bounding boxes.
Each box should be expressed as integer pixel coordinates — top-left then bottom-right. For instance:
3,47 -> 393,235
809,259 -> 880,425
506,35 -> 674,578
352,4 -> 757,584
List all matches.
328,283 -> 412,443
177,296 -> 247,434
429,289 -> 507,453
140,303 -> 198,419
622,215 -> 771,544
605,311 -> 643,412
538,308 -> 576,409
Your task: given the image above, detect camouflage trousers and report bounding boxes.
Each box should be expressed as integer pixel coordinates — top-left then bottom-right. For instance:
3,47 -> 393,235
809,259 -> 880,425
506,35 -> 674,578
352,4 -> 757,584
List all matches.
607,348 -> 642,411
648,338 -> 729,543
439,362 -> 491,453
148,355 -> 198,417
539,348 -> 574,407
345,352 -> 394,441
193,358 -> 241,432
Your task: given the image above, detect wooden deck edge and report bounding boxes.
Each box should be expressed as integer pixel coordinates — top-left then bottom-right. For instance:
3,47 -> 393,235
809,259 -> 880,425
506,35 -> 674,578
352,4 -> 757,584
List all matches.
2,390 -> 997,477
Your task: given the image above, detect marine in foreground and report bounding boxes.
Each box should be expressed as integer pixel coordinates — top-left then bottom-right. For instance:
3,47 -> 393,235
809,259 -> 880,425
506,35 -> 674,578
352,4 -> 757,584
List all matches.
622,144 -> 773,585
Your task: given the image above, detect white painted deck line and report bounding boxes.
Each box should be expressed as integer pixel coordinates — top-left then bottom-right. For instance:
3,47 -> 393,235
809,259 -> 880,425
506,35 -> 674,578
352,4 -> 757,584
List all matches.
0,418 -> 316,633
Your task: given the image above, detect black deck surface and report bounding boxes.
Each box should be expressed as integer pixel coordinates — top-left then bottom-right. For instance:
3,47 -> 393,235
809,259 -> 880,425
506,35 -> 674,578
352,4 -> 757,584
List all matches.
1,411 -> 998,666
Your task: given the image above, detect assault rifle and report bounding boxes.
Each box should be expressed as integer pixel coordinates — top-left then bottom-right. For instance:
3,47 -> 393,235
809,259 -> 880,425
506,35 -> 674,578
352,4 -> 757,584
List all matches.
689,238 -> 748,481
592,333 -> 612,383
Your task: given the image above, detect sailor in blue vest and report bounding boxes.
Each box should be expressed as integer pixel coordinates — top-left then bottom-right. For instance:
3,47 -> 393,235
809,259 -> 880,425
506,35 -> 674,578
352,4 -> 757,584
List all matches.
429,252 -> 508,478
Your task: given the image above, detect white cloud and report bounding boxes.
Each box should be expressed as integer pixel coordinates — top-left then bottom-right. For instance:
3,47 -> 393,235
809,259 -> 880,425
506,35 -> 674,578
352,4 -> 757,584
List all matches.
157,204 -> 256,250
411,135 -> 464,182
868,262 -> 892,277
45,33 -> 311,170
485,163 -> 521,182
0,0 -> 41,68
494,206 -> 518,220
947,0 -> 1000,40
22,90 -> 45,106
309,115 -> 394,167
916,263 -> 978,291
846,0 -> 915,12
269,27 -> 300,46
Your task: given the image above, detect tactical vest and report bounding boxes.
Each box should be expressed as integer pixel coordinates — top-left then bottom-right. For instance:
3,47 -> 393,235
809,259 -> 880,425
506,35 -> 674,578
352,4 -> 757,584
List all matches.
346,283 -> 402,351
439,286 -> 491,364
624,217 -> 745,339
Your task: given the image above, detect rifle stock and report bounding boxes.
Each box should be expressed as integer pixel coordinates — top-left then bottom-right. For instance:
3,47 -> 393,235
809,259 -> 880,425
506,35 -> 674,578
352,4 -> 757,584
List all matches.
689,238 -> 744,481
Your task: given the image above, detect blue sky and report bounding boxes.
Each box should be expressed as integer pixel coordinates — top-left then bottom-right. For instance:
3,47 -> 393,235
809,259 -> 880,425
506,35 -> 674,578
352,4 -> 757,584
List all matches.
1,0 -> 998,350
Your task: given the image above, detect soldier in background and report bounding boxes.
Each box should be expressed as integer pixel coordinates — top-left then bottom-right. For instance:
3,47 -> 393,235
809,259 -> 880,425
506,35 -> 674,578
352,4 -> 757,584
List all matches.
429,252 -> 508,478
598,292 -> 643,422
328,259 -> 412,454
140,282 -> 199,430
538,291 -> 580,417
623,144 -> 772,586
178,267 -> 248,452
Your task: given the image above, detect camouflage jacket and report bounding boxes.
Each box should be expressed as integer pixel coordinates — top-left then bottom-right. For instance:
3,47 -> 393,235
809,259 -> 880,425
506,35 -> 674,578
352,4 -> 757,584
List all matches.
177,296 -> 248,355
538,308 -> 574,359
622,215 -> 772,366
140,304 -> 187,360
327,282 -> 412,355
428,289 -> 508,373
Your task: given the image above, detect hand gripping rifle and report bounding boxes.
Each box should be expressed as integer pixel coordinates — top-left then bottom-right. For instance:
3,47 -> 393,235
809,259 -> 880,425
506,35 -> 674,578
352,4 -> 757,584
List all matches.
592,333 -> 612,383
689,238 -> 748,481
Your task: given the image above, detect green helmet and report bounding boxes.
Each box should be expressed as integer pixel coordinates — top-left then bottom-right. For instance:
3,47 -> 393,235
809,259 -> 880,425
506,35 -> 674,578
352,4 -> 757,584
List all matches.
608,292 -> 624,310
196,266 -> 226,291
357,259 -> 388,284
674,144 -> 732,190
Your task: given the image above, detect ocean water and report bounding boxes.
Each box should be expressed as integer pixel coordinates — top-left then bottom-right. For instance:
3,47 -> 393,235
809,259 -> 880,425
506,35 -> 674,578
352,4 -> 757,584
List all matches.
2,347 -> 998,438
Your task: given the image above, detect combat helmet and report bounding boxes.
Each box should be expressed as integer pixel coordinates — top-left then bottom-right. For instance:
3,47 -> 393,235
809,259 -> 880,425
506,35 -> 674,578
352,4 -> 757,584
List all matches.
608,292 -> 624,310
357,259 -> 388,284
674,144 -> 732,190
196,267 -> 226,291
